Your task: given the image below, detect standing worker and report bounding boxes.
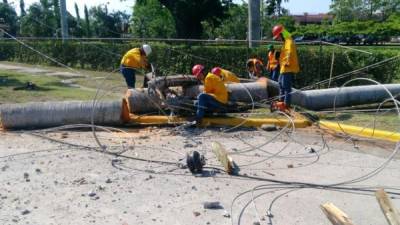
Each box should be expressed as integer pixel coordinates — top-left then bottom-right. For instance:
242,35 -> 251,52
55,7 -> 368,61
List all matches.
266,44 -> 280,82
211,67 -> 240,83
120,44 -> 152,89
191,65 -> 228,125
272,25 -> 300,110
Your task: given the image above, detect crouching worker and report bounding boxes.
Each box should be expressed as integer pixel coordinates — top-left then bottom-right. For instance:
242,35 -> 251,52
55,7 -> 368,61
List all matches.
246,58 -> 264,79
211,67 -> 240,84
191,65 -> 228,125
120,44 -> 152,89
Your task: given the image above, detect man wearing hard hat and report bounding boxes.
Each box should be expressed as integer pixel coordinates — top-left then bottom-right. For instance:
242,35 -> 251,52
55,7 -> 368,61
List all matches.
120,44 -> 152,89
272,25 -> 300,110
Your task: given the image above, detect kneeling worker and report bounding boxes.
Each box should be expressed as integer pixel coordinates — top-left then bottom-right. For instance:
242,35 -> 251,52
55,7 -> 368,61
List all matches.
120,44 -> 152,89
191,65 -> 228,125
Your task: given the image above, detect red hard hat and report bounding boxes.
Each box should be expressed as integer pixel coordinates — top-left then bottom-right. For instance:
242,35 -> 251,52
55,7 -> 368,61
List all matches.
192,64 -> 205,78
211,67 -> 222,76
272,25 -> 284,40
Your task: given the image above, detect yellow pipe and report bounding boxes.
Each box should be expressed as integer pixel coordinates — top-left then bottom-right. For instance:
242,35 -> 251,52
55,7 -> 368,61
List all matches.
129,115 -> 311,128
319,120 -> 400,143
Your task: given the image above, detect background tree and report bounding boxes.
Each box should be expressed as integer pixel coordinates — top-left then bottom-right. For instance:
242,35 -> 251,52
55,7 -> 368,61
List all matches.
0,2 -> 18,35
158,0 -> 227,38
202,3 -> 247,39
90,6 -> 129,37
131,0 -> 176,38
19,0 -> 26,16
84,4 -> 91,37
265,0 -> 289,16
20,0 -> 57,37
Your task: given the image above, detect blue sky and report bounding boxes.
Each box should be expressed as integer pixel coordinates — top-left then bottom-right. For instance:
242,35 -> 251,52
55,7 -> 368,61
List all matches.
8,0 -> 332,16
282,0 -> 331,14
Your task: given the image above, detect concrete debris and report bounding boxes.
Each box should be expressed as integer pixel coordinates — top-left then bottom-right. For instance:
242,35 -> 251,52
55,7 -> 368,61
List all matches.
193,211 -> 201,217
145,175 -> 154,181
223,210 -> 230,218
203,201 -> 223,209
105,178 -> 112,184
73,178 -> 88,185
88,190 -> 96,197
21,209 -> 31,215
261,124 -> 278,131
184,143 -> 195,148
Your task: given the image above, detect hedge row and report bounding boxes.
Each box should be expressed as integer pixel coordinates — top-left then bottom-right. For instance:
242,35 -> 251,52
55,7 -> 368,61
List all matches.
0,40 -> 399,88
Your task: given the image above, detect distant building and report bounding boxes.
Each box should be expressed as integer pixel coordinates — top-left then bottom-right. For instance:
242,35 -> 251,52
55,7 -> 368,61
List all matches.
292,13 -> 333,25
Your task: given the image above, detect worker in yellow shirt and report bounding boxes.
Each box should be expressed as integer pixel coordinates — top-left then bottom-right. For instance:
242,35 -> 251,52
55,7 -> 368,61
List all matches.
120,44 -> 152,88
191,65 -> 228,125
266,44 -> 280,81
272,25 -> 300,109
246,58 -> 264,79
211,67 -> 240,83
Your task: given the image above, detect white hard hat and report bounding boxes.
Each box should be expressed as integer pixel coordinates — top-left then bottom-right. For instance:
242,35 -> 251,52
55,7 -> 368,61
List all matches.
142,44 -> 152,56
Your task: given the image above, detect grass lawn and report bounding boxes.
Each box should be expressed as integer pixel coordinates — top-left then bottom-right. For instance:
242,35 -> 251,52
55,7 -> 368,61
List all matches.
318,111 -> 400,132
0,61 -> 149,104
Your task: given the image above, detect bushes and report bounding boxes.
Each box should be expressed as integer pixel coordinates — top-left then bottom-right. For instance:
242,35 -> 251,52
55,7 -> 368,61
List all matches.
0,40 -> 399,88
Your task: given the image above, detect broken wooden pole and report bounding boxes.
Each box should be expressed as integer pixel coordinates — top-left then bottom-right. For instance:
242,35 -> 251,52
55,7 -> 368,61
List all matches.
320,202 -> 356,225
375,189 -> 400,225
211,142 -> 236,175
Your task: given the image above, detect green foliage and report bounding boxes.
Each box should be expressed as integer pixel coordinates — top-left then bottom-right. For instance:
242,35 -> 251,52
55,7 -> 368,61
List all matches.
131,0 -> 176,38
84,5 -> 91,37
331,0 -> 400,22
20,1 -> 57,37
158,0 -> 227,38
202,3 -> 247,39
0,2 -> 18,35
264,0 -> 289,16
0,41 -> 399,88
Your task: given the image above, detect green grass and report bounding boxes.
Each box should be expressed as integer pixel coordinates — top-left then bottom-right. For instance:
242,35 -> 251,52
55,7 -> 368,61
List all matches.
318,112 -> 400,132
0,62 -> 147,103
0,70 -> 95,103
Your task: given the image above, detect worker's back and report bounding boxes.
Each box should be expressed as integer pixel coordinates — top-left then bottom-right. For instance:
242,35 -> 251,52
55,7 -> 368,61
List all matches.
204,73 -> 228,104
220,69 -> 240,83
120,48 -> 148,69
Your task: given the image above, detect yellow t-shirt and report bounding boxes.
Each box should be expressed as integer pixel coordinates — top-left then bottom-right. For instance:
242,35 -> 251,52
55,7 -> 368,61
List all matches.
220,69 -> 240,83
204,72 -> 228,104
120,48 -> 148,69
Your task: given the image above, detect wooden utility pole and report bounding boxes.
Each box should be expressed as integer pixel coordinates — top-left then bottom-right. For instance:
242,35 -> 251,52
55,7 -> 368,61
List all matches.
248,0 -> 261,48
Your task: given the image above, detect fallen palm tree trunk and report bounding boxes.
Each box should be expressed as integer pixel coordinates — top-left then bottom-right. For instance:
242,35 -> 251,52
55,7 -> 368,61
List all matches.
293,84 -> 400,110
0,100 -> 124,130
124,88 -> 163,114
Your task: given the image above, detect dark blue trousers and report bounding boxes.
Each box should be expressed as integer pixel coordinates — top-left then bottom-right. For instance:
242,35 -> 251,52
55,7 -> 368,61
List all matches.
120,65 -> 136,88
278,73 -> 294,106
195,93 -> 226,121
271,66 -> 280,82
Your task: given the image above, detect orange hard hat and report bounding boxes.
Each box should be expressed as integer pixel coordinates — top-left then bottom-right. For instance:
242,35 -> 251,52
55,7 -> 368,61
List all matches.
192,64 -> 205,78
211,67 -> 222,76
272,25 -> 284,40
